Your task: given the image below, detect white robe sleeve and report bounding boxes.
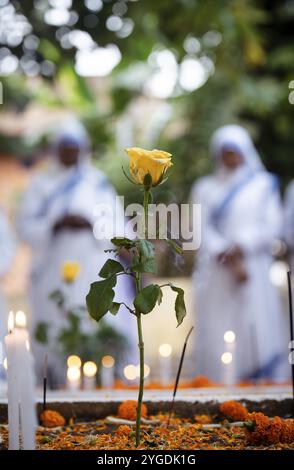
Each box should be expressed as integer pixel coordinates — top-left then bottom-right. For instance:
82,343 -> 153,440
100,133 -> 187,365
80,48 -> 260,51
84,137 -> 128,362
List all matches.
0,212 -> 15,277
235,176 -> 282,254
191,180 -> 230,256
17,177 -> 52,248
284,181 -> 294,251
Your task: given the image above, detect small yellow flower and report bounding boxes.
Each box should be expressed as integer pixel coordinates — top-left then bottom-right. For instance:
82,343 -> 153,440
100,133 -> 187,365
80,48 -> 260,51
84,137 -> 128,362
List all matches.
245,40 -> 265,66
125,147 -> 172,187
61,261 -> 81,283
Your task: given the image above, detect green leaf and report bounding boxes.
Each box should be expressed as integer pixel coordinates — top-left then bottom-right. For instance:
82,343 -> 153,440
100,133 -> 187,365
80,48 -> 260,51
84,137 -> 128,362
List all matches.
165,238 -> 183,254
155,170 -> 166,186
169,284 -> 186,327
157,288 -> 163,305
244,420 -> 256,430
99,259 -> 124,278
34,322 -> 49,344
109,302 -> 121,315
132,240 -> 157,273
57,62 -> 94,110
49,289 -> 65,308
111,237 -> 135,249
86,276 -> 117,322
122,165 -> 137,185
67,312 -> 81,331
39,39 -> 60,63
39,436 -> 52,444
134,284 -> 161,314
57,313 -> 86,356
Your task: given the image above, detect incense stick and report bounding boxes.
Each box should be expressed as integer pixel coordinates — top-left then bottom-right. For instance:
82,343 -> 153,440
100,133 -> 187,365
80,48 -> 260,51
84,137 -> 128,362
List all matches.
250,322 -> 260,383
287,271 -> 294,401
43,354 -> 48,412
168,326 -> 194,424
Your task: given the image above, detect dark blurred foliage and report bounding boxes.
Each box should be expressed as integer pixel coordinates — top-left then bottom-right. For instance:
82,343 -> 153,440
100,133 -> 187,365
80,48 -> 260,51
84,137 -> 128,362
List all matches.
0,0 -> 293,194
45,288 -> 129,368
57,315 -> 129,375
35,313 -> 129,378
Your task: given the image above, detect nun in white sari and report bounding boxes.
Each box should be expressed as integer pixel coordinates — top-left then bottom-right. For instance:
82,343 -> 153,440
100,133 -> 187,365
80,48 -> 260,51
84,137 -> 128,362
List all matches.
191,125 -> 289,383
18,119 -> 137,386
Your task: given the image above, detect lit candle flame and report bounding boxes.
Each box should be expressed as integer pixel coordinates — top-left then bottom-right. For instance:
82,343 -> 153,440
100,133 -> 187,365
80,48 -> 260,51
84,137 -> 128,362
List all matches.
221,352 -> 233,365
15,310 -> 27,328
224,330 -> 236,343
67,366 -> 81,382
102,355 -> 115,368
83,361 -> 97,378
67,355 -> 81,369
123,364 -> 137,381
159,343 -> 172,357
7,311 -> 14,333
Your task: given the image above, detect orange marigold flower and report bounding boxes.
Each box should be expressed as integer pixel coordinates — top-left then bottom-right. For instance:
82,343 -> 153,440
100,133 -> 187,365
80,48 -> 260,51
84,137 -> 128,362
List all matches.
189,375 -> 213,388
280,419 -> 294,444
40,410 -> 66,428
117,400 -> 148,421
246,412 -> 283,445
116,425 -> 133,436
265,416 -> 283,444
219,400 -> 249,421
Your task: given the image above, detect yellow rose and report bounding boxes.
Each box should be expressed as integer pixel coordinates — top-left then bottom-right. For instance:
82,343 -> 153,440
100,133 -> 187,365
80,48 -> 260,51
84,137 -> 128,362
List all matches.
125,147 -> 172,187
61,261 -> 81,283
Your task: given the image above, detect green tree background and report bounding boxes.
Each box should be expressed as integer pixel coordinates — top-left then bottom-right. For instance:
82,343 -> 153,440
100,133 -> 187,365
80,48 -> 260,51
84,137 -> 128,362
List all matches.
0,0 -> 293,202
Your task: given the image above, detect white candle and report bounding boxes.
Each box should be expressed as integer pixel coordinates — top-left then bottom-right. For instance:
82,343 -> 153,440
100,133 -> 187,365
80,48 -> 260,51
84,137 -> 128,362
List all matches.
159,343 -> 172,386
0,342 -> 7,398
83,361 -> 97,390
15,311 -> 36,450
222,330 -> 236,387
19,334 -> 36,449
66,356 -> 81,391
123,364 -> 137,383
5,312 -> 20,450
4,311 -> 37,450
67,366 -> 81,391
101,355 -> 115,389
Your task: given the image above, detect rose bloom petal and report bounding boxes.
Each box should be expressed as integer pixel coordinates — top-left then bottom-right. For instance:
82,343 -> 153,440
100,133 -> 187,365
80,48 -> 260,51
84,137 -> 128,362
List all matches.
126,147 -> 172,186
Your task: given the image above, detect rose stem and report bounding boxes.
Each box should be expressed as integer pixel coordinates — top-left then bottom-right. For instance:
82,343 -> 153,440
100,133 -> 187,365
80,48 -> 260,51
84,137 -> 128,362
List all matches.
135,188 -> 150,446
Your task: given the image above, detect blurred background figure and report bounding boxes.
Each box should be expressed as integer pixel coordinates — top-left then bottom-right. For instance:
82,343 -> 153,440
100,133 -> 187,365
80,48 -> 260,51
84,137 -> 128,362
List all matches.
191,124 -> 289,383
0,210 -> 15,342
18,118 -> 137,387
284,181 -> 294,273
0,0 -> 293,386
